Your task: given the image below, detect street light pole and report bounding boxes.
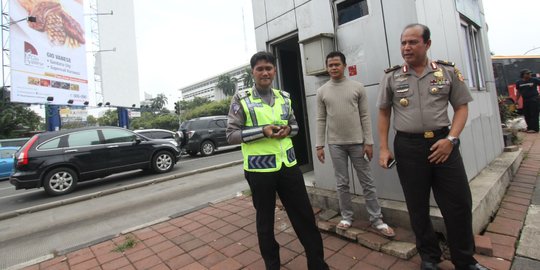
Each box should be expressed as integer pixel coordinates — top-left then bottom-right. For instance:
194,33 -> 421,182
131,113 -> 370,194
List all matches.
524,47 -> 540,55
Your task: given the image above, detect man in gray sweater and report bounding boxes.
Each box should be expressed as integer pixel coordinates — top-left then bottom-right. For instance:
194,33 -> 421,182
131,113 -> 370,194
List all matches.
316,51 -> 394,237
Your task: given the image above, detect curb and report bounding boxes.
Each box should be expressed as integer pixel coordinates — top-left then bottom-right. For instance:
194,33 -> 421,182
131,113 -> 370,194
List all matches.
0,160 -> 243,221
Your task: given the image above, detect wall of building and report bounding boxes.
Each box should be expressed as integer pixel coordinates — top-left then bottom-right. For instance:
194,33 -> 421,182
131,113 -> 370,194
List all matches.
179,65 -> 249,101
252,0 -> 503,201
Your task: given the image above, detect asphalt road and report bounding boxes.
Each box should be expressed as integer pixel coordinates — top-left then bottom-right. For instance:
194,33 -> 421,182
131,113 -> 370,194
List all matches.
0,146 -> 242,214
0,146 -> 248,269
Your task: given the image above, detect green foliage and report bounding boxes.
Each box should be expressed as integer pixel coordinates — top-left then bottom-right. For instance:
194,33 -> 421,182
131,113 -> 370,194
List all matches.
151,93 -> 168,112
179,97 -> 210,111
241,67 -> 253,88
112,235 -> 137,253
86,115 -> 98,126
97,109 -> 119,126
130,112 -> 179,130
497,95 -> 518,125
0,87 -> 42,139
216,74 -> 238,96
183,97 -> 231,120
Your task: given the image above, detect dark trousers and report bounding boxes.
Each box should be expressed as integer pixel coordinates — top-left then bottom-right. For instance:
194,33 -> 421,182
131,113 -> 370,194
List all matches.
394,133 -> 477,267
245,165 -> 328,270
523,98 -> 539,132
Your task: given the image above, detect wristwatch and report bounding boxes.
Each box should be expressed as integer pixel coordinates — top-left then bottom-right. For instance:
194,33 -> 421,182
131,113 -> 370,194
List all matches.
447,135 -> 459,146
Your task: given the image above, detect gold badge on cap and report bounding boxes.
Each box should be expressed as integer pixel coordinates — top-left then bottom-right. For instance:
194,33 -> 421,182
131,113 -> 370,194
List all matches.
431,87 -> 439,94
399,98 -> 409,107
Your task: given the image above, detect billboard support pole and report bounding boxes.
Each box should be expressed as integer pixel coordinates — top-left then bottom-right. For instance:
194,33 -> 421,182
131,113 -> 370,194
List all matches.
117,107 -> 129,129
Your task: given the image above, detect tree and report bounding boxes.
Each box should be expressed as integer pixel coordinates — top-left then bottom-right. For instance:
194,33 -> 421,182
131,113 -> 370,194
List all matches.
241,67 -> 253,88
151,93 -> 168,112
216,74 -> 237,96
86,115 -> 98,126
0,87 -> 42,138
97,109 -> 118,126
179,97 -> 210,111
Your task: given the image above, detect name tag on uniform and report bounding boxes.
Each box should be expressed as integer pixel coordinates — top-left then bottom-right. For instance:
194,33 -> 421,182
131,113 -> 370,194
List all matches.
396,84 -> 409,93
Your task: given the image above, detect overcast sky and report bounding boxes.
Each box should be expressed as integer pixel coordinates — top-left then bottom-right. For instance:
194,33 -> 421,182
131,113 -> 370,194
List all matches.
128,0 -> 539,105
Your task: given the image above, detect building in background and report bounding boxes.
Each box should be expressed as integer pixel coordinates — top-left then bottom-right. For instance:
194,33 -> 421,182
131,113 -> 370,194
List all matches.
179,64 -> 249,102
251,0 -> 503,233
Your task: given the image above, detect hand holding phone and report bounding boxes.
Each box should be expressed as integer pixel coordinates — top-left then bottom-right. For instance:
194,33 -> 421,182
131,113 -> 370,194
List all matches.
386,158 -> 396,169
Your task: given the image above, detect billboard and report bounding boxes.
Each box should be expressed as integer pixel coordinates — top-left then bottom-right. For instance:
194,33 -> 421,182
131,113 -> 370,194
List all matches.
9,0 -> 88,106
97,0 -> 140,108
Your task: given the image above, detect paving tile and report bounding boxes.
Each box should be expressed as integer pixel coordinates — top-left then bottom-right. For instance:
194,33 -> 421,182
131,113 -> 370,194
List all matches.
188,245 -> 216,260
340,242 -> 372,260
198,251 -> 227,268
363,251 -> 398,269
503,195 -> 531,206
389,260 -> 419,270
506,190 -> 533,200
101,257 -> 130,270
483,232 -> 517,248
95,251 -> 123,265
237,234 -> 259,248
152,222 -> 177,234
208,236 -> 235,250
198,231 -> 223,243
42,261 -> 69,270
492,243 -> 515,261
182,221 -> 204,232
190,225 -> 212,238
165,253 -> 195,269
149,240 -> 176,254
233,249 -> 260,266
132,228 -> 160,241
70,258 -> 99,270
179,238 -> 206,252
500,202 -> 529,213
357,232 -> 391,251
144,235 -> 168,247
132,254 -> 162,270
326,251 -> 358,269
169,217 -> 193,227
245,258 -> 266,270
162,228 -> 187,240
508,186 -> 534,195
216,224 -> 240,235
171,233 -> 195,245
67,247 -> 95,266
227,229 -> 251,242
148,263 -> 170,270
474,254 -> 511,270
156,245 -> 184,261
221,242 -> 249,257
284,254 -> 308,270
125,247 -> 154,262
181,261 -> 207,270
493,216 -> 524,228
209,258 -> 243,270
222,213 -> 243,223
509,182 -> 535,189
496,208 -> 527,222
280,247 -> 299,264
486,222 -> 521,237
322,234 -> 349,251
350,260 -> 382,270
474,235 -> 493,256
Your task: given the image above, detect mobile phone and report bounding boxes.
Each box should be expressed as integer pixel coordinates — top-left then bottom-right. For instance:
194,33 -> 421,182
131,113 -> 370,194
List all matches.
386,158 -> 396,168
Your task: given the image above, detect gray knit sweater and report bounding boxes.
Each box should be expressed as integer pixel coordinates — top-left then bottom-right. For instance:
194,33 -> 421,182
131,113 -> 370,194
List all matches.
316,77 -> 374,147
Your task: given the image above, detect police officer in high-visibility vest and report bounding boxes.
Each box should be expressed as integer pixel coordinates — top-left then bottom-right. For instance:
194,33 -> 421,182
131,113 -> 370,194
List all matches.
227,51 -> 329,270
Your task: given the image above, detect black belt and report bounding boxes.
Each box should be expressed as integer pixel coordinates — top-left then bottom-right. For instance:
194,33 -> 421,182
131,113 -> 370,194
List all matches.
396,127 -> 449,139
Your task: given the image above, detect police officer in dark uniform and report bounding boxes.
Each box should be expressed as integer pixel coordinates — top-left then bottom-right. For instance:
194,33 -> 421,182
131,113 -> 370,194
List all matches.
515,69 -> 540,133
226,51 -> 328,270
377,24 -> 489,270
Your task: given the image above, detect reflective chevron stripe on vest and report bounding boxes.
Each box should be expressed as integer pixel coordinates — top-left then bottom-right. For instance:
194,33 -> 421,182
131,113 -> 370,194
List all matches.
239,88 -> 297,172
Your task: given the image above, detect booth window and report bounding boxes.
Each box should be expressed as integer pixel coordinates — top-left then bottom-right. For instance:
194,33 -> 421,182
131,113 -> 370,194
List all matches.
336,0 -> 368,25
460,19 -> 485,90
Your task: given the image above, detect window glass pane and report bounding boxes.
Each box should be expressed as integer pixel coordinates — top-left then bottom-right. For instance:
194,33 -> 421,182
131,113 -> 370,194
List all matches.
460,24 -> 475,88
216,120 -> 227,128
190,120 -> 208,129
472,29 -> 485,88
102,129 -> 136,144
208,121 -> 220,128
156,131 -> 173,139
337,0 -> 368,25
0,149 -> 16,158
39,138 -> 62,150
67,130 -> 101,147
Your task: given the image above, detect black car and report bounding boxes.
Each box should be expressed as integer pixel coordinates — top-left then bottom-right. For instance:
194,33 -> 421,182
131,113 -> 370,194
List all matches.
180,115 -> 231,156
134,129 -> 182,146
10,126 -> 181,196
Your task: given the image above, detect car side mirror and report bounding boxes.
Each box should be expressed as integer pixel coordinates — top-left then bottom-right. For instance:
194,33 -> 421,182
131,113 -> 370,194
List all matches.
134,137 -> 142,144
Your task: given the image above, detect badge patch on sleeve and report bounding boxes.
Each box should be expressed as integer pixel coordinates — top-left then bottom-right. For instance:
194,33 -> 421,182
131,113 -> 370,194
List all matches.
455,68 -> 465,82
232,103 -> 241,114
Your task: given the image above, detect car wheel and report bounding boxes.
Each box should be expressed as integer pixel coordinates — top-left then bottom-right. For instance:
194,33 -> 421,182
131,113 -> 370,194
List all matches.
43,167 -> 78,196
152,151 -> 174,173
200,140 -> 215,156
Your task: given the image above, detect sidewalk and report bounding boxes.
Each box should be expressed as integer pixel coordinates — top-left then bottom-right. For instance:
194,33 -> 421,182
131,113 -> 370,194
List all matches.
20,132 -> 540,270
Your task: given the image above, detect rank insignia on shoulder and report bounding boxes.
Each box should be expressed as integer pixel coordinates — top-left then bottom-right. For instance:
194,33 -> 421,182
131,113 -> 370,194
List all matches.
280,90 -> 291,98
454,68 -> 465,82
436,60 -> 455,67
237,90 -> 250,99
385,65 -> 401,73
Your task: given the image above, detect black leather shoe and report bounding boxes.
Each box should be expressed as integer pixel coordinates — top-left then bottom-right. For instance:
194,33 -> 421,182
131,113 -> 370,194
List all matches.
455,263 -> 491,270
420,261 -> 439,270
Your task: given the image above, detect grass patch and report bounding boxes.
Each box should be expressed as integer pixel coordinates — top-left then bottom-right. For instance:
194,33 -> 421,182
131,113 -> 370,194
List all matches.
112,235 -> 137,252
242,189 -> 252,196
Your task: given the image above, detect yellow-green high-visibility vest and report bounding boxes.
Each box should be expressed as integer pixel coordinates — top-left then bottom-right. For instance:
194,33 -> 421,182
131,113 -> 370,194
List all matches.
239,88 -> 297,172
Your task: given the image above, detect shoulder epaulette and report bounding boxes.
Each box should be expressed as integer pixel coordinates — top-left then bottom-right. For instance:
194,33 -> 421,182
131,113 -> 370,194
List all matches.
236,89 -> 250,99
280,90 -> 290,98
384,65 -> 401,73
436,60 -> 455,67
